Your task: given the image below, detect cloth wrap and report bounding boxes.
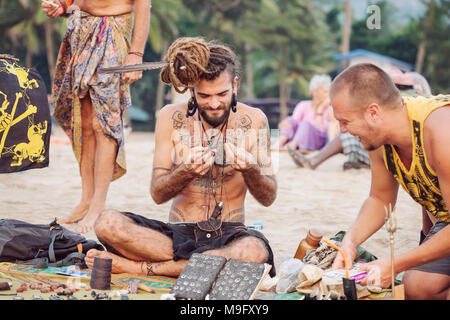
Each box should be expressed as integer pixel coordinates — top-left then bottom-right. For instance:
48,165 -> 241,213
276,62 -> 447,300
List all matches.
50,10 -> 133,180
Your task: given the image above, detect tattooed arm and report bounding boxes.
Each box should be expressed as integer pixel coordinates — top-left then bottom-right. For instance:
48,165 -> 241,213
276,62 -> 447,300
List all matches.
150,107 -> 215,204
225,108 -> 277,206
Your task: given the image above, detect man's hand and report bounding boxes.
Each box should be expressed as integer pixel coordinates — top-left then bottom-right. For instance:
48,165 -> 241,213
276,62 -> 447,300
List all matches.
359,259 -> 393,288
41,0 -> 63,18
331,238 -> 357,270
122,53 -> 143,84
224,142 -> 257,172
181,146 -> 216,176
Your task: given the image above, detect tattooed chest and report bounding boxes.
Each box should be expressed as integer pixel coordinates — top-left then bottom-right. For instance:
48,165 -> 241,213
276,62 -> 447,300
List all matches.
191,168 -> 238,190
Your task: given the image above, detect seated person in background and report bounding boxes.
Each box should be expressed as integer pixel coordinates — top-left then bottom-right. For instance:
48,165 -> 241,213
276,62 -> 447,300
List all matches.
271,74 -> 338,152
289,131 -> 370,170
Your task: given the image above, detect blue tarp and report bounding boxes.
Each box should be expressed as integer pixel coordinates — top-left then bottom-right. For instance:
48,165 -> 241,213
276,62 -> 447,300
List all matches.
333,49 -> 414,71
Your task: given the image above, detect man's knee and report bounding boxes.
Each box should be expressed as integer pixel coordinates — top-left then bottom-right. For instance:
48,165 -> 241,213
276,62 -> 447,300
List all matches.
94,210 -> 125,240
91,115 -> 104,135
403,270 -> 449,300
232,236 -> 269,263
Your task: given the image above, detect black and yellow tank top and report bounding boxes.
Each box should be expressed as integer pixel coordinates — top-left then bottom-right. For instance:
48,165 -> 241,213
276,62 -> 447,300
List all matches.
382,95 -> 450,222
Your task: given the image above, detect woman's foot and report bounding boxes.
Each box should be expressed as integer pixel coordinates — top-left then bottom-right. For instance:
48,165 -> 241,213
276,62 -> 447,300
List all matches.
76,209 -> 100,234
57,202 -> 89,225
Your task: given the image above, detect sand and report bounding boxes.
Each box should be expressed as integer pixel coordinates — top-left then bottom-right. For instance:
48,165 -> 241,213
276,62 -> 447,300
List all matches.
0,128 -> 422,269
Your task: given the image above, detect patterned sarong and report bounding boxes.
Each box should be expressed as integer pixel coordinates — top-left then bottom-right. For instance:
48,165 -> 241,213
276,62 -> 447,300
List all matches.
50,10 -> 133,180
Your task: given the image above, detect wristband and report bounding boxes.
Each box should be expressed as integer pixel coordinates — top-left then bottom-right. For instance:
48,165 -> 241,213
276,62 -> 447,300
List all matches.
58,0 -> 66,16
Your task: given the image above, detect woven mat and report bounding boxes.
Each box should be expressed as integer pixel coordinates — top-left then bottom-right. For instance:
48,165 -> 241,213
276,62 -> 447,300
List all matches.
0,262 -> 307,300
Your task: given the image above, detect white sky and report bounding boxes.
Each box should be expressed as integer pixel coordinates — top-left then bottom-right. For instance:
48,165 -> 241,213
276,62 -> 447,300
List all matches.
352,0 -> 426,21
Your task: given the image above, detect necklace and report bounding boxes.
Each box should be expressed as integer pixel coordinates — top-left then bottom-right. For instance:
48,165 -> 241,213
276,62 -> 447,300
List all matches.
198,113 -> 229,148
196,112 -> 229,230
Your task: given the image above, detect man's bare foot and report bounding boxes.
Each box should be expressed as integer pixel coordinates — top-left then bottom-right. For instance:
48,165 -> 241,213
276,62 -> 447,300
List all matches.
76,209 -> 100,234
57,203 -> 89,225
85,249 -> 144,274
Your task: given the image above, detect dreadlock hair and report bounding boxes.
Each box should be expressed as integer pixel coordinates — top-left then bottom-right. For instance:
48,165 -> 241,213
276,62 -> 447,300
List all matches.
160,37 -> 240,94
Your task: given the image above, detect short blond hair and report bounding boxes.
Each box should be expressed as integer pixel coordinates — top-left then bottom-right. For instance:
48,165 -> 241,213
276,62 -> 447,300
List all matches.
330,63 -> 401,109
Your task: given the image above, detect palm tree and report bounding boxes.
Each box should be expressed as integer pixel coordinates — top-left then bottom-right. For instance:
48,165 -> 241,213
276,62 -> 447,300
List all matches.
148,0 -> 186,115
0,0 -> 36,57
238,0 -> 333,120
415,0 -> 434,74
340,0 -> 352,69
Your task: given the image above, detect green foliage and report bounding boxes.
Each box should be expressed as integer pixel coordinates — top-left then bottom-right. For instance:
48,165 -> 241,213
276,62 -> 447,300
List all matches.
0,0 -> 37,29
0,0 -> 446,129
420,0 -> 449,93
349,0 -> 449,93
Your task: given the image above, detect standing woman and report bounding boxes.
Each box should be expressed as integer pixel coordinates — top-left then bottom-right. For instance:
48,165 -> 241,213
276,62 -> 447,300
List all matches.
41,0 -> 151,233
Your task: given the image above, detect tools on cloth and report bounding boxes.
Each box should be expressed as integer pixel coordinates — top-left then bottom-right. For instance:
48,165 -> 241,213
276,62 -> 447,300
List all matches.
0,265 -> 164,300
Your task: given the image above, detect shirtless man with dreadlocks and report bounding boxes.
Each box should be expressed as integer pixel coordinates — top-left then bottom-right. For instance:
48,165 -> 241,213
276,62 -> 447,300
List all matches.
85,37 -> 278,277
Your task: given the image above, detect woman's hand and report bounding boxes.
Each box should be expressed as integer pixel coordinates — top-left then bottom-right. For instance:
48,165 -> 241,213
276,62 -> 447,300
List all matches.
41,0 -> 64,18
122,53 -> 143,84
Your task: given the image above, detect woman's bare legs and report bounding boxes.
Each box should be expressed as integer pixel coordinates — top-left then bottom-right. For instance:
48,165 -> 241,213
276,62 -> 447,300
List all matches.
58,95 -> 118,233
58,96 -> 96,225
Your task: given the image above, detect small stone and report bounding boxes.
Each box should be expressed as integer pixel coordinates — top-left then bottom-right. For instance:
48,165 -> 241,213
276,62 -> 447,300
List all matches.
40,287 -> 51,293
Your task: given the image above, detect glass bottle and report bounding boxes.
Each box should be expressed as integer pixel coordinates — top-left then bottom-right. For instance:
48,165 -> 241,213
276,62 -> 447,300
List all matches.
294,228 -> 323,261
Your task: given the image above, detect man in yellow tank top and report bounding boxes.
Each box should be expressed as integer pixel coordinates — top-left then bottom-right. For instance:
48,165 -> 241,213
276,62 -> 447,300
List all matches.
329,63 -> 449,300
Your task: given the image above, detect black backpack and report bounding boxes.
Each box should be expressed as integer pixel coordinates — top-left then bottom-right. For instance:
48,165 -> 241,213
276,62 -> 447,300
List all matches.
0,218 -> 104,268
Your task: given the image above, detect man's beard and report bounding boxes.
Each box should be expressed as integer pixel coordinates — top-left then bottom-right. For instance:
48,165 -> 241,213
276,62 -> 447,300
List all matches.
198,103 -> 231,127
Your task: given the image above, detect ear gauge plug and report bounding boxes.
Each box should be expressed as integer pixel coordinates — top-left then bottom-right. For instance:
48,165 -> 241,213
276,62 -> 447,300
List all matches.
186,96 -> 198,117
231,93 -> 237,112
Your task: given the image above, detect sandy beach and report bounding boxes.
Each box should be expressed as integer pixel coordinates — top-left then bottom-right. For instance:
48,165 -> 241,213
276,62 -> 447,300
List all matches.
0,128 -> 422,269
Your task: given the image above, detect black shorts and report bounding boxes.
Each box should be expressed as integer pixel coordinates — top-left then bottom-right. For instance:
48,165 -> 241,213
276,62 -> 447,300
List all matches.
411,220 -> 450,276
102,212 -> 276,277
